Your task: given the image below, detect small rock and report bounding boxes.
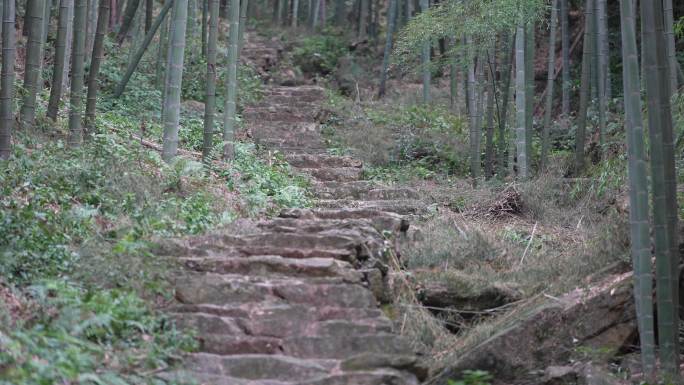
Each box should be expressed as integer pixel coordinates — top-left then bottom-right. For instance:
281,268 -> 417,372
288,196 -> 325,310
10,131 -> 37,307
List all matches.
543,366 -> 578,384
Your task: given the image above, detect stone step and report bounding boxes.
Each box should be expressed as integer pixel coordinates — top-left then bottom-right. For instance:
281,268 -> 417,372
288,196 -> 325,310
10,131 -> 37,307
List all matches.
314,183 -> 420,201
159,370 -> 291,385
180,255 -> 361,280
184,353 -> 334,381
316,199 -> 429,216
300,371 -> 421,385
168,303 -> 386,325
285,153 -> 362,169
257,138 -> 328,151
243,109 -> 313,123
175,274 -> 378,308
279,208 -> 409,234
281,333 -> 412,359
295,167 -> 364,182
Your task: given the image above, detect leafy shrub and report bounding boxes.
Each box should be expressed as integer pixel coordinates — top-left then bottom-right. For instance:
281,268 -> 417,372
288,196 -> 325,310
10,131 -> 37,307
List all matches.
293,30 -> 347,75
448,370 -> 493,385
0,280 -> 196,385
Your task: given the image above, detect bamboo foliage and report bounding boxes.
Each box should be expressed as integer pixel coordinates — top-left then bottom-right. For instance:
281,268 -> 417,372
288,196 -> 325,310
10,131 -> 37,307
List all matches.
162,0 -> 189,162
0,0 -> 15,160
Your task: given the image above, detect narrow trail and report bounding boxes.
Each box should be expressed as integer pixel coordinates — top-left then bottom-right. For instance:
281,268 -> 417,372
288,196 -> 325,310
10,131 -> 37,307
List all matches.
159,33 -> 430,384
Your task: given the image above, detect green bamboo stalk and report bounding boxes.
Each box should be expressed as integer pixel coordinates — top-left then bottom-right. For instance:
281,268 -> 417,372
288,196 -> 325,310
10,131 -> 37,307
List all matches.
663,0 -> 677,94
19,0 -> 46,129
524,21 -> 534,173
574,0 -> 593,174
497,33 -> 514,177
222,0 -> 240,160
238,0 -> 249,53
117,0 -> 141,43
467,40 -> 480,181
85,0 -> 110,130
68,0 -> 87,147
291,0 -> 299,26
449,38 -> 458,111
201,0 -> 207,55
641,0 -> 680,380
47,0 -> 72,120
419,0 -> 429,103
36,1 -> 52,94
358,0 -> 367,38
0,0 -> 15,160
202,0 -> 219,162
595,0 -> 606,157
618,0 -> 656,380
540,0 -> 558,171
377,0 -> 397,98
333,0 -> 344,25
114,0 -> 174,97
484,49 -> 495,179
156,8 -> 169,89
560,0 -> 569,116
162,0 -> 188,162
515,23 -> 527,179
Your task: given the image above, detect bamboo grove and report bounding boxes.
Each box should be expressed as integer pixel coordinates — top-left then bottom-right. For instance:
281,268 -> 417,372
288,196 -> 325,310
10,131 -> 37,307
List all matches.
0,0 -> 247,163
389,0 -> 683,382
0,0 -> 682,381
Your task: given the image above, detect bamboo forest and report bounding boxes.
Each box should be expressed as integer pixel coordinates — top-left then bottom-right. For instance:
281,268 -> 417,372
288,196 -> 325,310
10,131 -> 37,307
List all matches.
1,0 -> 684,384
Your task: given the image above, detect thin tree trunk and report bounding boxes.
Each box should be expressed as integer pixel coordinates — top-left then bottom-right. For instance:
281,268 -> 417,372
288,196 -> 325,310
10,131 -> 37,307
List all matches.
641,0 -> 680,380
222,0 -> 239,159
574,0 -> 593,174
68,0 -> 87,147
524,21 -> 534,173
377,0 -> 396,98
188,0 -> 197,41
85,0 -> 110,130
310,0 -> 320,28
497,33 -> 514,177
291,0 -> 298,26
595,0 -> 607,157
109,0 -> 117,29
515,23 -> 528,179
0,0 -> 15,160
540,0 -> 558,171
333,0 -> 343,25
358,0 -> 367,38
484,49 -> 495,179
663,0 -> 677,94
62,1 -> 75,91
115,0 -> 174,97
37,0 -> 52,93
201,0 -> 207,54
19,0 -> 46,129
47,0 -> 72,120
467,41 -> 480,181
145,0 -> 152,32
202,0 -> 219,161
161,0 -> 188,161
618,0 -> 656,381
449,37 -> 458,110
560,0 -> 569,116
160,8 -> 175,118
117,0 -> 141,43
419,0 -> 429,103
156,7 -> 169,89
238,0 -> 248,53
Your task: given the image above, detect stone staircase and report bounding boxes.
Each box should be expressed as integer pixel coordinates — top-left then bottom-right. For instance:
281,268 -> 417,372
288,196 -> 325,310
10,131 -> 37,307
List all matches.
160,32 -> 428,385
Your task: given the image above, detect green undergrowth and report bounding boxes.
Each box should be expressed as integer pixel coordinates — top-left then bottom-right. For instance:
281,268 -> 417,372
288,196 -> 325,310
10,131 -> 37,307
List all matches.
322,91 -> 468,181
0,31 -> 310,384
